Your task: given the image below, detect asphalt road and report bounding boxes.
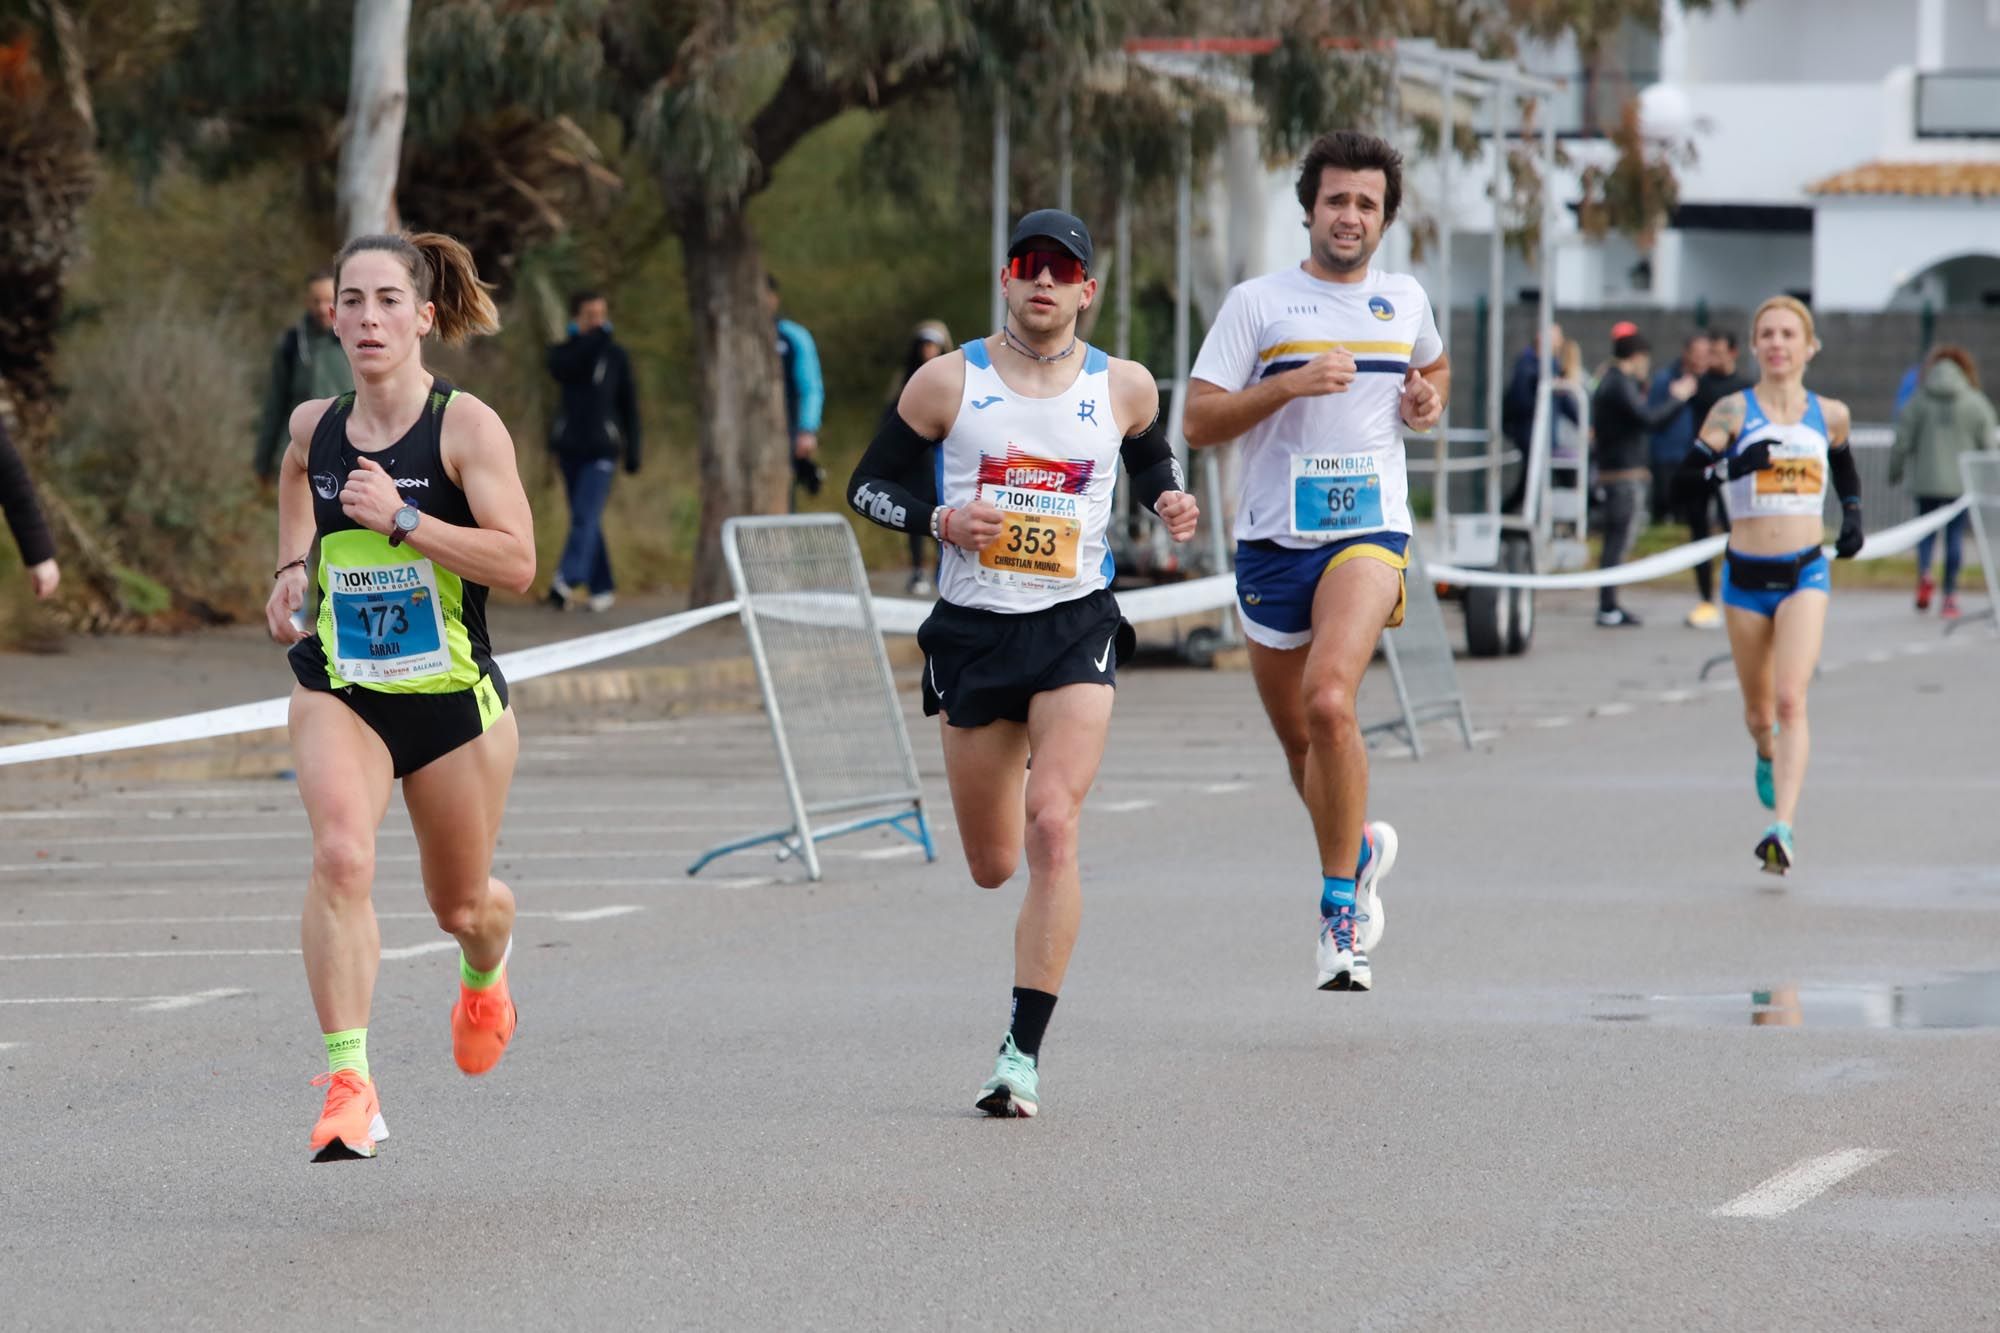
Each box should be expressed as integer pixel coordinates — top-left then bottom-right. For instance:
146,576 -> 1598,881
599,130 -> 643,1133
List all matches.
2,587 -> 1997,1330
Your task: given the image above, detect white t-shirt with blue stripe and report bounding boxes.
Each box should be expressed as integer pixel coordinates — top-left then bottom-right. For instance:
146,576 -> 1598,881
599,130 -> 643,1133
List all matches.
1191,266 -> 1442,547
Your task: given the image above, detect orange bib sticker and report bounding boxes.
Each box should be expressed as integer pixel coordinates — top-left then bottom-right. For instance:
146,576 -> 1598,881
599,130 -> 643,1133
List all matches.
1754,457 -> 1824,498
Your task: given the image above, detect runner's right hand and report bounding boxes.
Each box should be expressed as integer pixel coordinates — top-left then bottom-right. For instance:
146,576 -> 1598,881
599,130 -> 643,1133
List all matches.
1285,348 -> 1357,398
1726,439 -> 1773,480
266,568 -> 311,645
946,499 -> 1005,551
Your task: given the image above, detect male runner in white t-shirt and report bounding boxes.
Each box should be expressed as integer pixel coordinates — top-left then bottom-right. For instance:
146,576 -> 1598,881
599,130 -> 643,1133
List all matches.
1185,130 -> 1448,993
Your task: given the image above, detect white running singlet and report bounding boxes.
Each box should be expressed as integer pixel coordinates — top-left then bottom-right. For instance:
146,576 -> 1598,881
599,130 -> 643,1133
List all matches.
1721,388 -> 1833,522
1191,266 -> 1441,547
934,339 -> 1124,614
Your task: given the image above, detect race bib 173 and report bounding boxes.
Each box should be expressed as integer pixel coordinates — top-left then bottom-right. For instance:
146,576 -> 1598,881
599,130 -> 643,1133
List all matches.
326,558 -> 451,683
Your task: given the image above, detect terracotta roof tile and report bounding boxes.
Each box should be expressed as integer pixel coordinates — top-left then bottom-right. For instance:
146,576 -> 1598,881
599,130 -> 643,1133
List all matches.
1808,161 -> 2000,198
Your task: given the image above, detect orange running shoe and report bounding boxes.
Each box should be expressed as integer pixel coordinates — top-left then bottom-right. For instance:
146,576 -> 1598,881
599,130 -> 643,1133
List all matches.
451,969 -> 517,1075
308,1069 -> 387,1162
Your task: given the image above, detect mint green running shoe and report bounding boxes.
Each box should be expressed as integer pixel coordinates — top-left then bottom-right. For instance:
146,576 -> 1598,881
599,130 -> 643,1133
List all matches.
1756,822 -> 1794,876
1755,726 -> 1780,810
975,1035 -> 1040,1118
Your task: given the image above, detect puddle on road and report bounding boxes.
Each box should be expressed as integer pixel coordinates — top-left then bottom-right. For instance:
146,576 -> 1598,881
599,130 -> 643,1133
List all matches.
1590,971 -> 2000,1029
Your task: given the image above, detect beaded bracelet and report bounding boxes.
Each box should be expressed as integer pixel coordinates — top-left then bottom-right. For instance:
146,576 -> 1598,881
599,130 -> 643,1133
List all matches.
273,557 -> 308,579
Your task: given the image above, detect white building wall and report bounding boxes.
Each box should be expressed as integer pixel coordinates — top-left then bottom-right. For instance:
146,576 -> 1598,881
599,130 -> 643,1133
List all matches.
1675,83 -> 1891,204
1672,0 -> 1917,83
1814,197 -> 2000,309
1670,229 -> 1815,307
1944,0 -> 2000,67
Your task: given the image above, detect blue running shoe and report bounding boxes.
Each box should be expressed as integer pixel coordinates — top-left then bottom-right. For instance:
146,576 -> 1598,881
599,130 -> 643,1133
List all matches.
1756,822 -> 1794,876
1755,755 -> 1774,810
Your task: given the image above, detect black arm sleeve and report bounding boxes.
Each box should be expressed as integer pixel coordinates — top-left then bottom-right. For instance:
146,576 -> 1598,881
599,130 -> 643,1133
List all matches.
0,420 -> 56,567
1828,442 -> 1862,507
848,412 -> 939,534
1672,440 -> 1720,496
1120,414 -> 1186,515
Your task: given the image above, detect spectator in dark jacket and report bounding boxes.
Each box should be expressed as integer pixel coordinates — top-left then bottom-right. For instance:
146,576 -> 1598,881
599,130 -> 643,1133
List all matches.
0,416 -> 59,599
1589,329 -> 1695,627
1501,322 -> 1578,455
546,290 -> 642,612
1674,329 -> 1757,625
884,319 -> 952,595
1647,331 -> 1711,522
254,270 -> 352,480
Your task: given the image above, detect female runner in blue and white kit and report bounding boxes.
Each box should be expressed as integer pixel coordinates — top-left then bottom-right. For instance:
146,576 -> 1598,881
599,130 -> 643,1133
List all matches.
1678,295 -> 1864,874
846,209 -> 1198,1119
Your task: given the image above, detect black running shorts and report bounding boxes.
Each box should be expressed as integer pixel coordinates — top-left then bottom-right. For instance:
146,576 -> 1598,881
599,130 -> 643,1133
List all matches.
917,589 -> 1132,728
293,666 -> 510,778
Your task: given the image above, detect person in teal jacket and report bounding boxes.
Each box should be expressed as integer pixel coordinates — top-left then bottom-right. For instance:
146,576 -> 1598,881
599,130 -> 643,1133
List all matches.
765,273 -> 824,508
1890,345 -> 1998,619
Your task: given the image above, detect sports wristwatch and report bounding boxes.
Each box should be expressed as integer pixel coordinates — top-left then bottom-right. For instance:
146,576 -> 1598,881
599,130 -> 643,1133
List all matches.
388,504 -> 421,547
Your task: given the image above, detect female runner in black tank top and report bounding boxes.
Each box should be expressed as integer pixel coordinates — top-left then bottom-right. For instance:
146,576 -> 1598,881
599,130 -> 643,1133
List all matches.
263,231 -> 537,1162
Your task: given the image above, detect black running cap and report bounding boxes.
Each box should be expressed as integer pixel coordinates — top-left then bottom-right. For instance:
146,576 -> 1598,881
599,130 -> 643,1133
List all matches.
1008,209 -> 1093,268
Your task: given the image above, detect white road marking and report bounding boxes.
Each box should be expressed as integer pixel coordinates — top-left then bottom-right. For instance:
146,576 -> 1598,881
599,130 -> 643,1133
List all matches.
1532,716 -> 1573,729
33,875 -> 764,898
1470,729 -> 1501,744
851,846 -> 922,861
136,987 -> 252,1012
1096,799 -> 1157,813
0,989 -> 249,1011
0,948 -> 297,962
0,1041 -> 20,1051
1202,781 -> 1250,794
1590,702 -> 1636,718
1711,1148 -> 1892,1219
3,905 -> 644,929
546,905 -> 644,922
1864,650 -> 1892,664
1657,689 -> 1696,704
0,847 -> 698,874
379,940 -> 458,961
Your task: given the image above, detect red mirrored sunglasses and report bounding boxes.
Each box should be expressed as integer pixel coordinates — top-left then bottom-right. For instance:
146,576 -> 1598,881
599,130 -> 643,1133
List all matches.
1007,248 -> 1087,284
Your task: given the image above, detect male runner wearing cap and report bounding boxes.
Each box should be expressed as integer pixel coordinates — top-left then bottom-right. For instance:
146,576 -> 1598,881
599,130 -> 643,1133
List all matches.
847,209 -> 1198,1116
1184,131 -> 1448,993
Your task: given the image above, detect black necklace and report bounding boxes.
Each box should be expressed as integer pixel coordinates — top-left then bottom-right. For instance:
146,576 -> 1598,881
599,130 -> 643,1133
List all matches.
1001,324 -> 1077,363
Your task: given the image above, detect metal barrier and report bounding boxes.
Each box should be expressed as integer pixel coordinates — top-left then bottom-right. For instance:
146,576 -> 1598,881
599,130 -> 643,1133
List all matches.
689,516 -> 936,881
1957,453 -> 2000,636
1366,536 -> 1475,759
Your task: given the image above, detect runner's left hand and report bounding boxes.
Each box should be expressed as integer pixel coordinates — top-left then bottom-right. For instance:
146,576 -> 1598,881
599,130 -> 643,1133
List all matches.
341,456 -> 401,534
1154,490 -> 1199,543
1399,369 -> 1442,430
1835,504 -> 1865,559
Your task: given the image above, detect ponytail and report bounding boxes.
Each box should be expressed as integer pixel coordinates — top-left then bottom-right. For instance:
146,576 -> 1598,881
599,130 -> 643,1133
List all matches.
333,230 -> 501,347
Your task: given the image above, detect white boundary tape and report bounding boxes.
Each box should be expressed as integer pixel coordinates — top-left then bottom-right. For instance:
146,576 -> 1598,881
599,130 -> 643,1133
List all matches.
0,500 -> 1967,769
0,601 -> 740,769
1430,498 -> 1970,590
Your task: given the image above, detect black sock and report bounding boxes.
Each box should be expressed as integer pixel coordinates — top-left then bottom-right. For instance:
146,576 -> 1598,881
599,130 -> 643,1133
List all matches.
1006,987 -> 1058,1063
